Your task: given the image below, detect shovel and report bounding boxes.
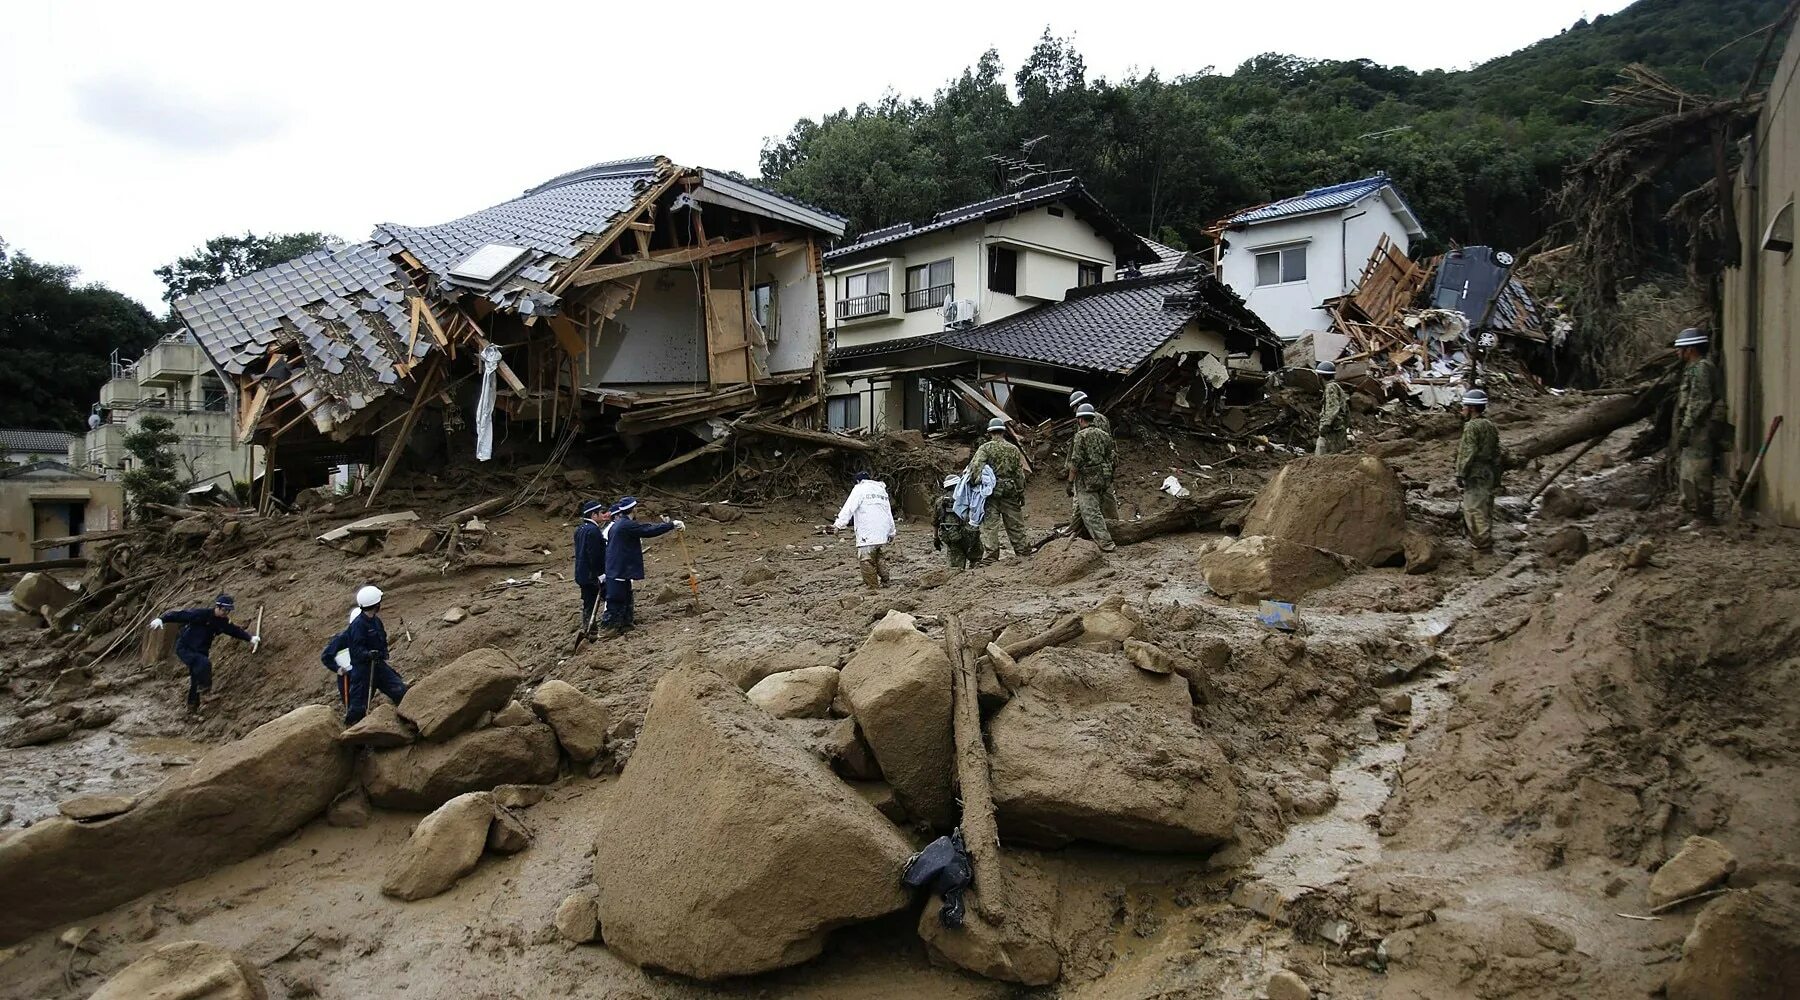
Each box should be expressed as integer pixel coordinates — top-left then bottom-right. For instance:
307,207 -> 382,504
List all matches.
675,529 -> 701,598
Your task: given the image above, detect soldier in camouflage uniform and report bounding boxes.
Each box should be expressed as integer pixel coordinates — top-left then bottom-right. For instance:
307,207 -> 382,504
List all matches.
1070,390 -> 1119,518
1314,360 -> 1350,455
1455,388 -> 1503,551
967,417 -> 1031,559
1670,328 -> 1719,525
932,474 -> 984,570
1066,404 -> 1117,551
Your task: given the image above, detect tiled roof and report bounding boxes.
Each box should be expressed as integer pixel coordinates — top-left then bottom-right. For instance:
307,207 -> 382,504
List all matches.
1139,236 -> 1197,276
0,460 -> 92,480
935,269 -> 1273,374
173,242 -> 422,433
1223,174 -> 1424,238
825,179 -> 1155,266
0,429 -> 76,453
827,335 -> 939,364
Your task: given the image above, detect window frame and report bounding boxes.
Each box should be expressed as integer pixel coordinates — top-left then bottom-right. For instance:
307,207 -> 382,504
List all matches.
904,258 -> 955,312
826,393 -> 862,431
1077,262 -> 1103,287
1252,242 -> 1309,286
751,281 -> 778,342
987,246 -> 1018,296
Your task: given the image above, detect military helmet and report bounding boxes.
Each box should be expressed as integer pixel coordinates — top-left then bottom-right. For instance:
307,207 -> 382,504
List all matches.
1315,360 -> 1336,375
1461,388 -> 1489,407
1068,389 -> 1089,409
986,417 -> 1008,432
1076,403 -> 1098,418
1673,327 -> 1709,348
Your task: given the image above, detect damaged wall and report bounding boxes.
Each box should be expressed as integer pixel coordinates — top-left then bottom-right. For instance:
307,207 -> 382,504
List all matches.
759,245 -> 823,376
585,271 -> 707,386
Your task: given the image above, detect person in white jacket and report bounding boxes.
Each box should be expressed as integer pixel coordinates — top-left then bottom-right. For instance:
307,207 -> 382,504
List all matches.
832,470 -> 897,591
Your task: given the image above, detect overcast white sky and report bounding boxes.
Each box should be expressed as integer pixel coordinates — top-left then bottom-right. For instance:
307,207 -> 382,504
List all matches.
0,0 -> 1633,311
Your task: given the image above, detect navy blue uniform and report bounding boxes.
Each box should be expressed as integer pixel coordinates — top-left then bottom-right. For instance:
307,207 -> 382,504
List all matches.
160,607 -> 251,708
600,515 -> 675,631
573,519 -> 606,630
342,611 -> 408,725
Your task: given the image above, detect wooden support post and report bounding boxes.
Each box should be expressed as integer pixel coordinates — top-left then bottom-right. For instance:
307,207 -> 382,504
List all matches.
645,434 -> 734,478
365,363 -> 439,508
260,434 -> 278,515
945,613 -> 1006,923
700,265 -> 718,391
237,385 -> 269,444
809,235 -> 828,428
741,421 -> 877,451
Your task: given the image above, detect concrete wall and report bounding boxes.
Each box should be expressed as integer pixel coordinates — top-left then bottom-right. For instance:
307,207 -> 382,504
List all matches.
587,269 -> 707,385
0,472 -> 125,565
1721,26 -> 1800,526
825,203 -> 1115,352
1219,195 -> 1413,341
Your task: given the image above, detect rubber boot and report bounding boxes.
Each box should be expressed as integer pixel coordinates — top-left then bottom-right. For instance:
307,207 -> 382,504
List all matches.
859,559 -> 881,591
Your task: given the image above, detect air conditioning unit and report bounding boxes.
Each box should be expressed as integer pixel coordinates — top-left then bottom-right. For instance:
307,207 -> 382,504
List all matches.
942,298 -> 978,330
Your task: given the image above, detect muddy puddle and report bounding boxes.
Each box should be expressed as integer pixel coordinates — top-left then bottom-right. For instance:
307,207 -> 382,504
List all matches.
0,730 -> 211,826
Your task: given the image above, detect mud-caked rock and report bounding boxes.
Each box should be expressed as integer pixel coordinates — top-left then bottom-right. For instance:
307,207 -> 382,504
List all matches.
491,701 -> 537,727
555,890 -> 601,945
988,647 -> 1238,851
0,705 -> 351,944
1667,884 -> 1800,1000
337,703 -> 415,748
486,804 -> 532,853
918,856 -> 1061,985
837,611 -> 954,827
1650,836 -> 1737,907
10,572 -> 77,620
783,717 -> 882,781
91,940 -> 268,1000
715,639 -> 844,690
593,668 -> 911,980
361,723 -> 559,810
397,648 -> 522,740
381,792 -> 495,901
1200,535 -> 1345,602
1239,454 -> 1407,565
747,666 -> 839,719
1036,536 -> 1103,585
529,680 -> 609,762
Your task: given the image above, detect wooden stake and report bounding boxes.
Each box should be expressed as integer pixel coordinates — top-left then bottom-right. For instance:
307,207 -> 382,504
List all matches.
945,613 -> 1006,922
365,362 -> 439,507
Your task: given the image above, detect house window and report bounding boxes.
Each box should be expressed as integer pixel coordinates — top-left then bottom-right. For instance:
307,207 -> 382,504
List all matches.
904,259 -> 954,312
1047,206 -> 1065,217
751,282 -> 777,342
827,393 -> 862,431
1078,262 -> 1103,287
1254,245 -> 1308,286
838,269 -> 889,319
987,247 -> 1018,295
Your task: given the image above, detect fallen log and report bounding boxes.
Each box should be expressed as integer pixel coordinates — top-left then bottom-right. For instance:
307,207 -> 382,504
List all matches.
438,496 -> 509,528
30,529 -> 135,551
1507,383 -> 1666,466
740,421 -> 877,452
0,558 -> 87,574
1000,617 -> 1084,661
944,613 -> 1005,923
1060,487 -> 1257,548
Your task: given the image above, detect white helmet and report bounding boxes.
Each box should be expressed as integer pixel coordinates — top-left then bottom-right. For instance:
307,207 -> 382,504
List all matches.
1673,327 -> 1709,348
356,585 -> 384,608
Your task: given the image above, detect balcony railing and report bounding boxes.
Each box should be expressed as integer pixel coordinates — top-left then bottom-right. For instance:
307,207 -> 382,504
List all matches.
836,292 -> 891,320
904,284 -> 954,313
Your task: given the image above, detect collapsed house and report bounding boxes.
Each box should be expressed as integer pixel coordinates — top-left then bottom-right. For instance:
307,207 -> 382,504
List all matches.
173,156 -> 847,499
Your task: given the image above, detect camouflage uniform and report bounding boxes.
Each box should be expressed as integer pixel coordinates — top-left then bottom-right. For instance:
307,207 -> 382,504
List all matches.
1086,412 -> 1120,518
1672,356 -> 1719,521
1456,415 -> 1503,550
1316,380 -> 1350,455
933,493 -> 984,570
1066,423 -> 1117,550
968,437 -> 1030,558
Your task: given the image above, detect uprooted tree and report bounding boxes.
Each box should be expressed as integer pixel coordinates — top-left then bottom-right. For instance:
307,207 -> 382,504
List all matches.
121,415 -> 183,519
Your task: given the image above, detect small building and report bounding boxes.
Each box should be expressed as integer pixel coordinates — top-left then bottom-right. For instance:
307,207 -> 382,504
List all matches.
0,429 -> 76,469
1209,173 -> 1426,341
69,333 -> 262,490
822,179 -> 1160,432
0,462 -> 125,564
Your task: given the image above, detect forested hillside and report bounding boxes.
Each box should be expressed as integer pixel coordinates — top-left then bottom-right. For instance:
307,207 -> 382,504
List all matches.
760,0 -> 1784,256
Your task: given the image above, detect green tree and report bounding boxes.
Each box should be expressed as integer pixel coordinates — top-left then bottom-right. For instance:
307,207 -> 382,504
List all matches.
153,231 -> 335,306
121,414 -> 182,518
0,239 -> 165,431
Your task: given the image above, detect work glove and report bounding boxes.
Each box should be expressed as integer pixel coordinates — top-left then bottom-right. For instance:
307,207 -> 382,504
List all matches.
337,664 -> 351,676
148,618 -> 164,631
250,635 -> 261,653
671,519 -> 686,531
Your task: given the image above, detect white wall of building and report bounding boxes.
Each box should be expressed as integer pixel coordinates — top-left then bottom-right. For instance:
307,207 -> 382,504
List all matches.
1218,192 -> 1416,341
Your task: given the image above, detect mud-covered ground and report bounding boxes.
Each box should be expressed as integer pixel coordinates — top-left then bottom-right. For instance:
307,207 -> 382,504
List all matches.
2,393 -> 1795,1000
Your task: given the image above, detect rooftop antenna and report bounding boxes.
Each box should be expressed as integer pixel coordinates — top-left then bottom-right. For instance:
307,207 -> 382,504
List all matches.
985,135 -> 1072,191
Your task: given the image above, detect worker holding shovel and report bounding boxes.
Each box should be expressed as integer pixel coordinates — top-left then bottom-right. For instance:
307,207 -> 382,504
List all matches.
147,593 -> 259,712
323,585 -> 409,726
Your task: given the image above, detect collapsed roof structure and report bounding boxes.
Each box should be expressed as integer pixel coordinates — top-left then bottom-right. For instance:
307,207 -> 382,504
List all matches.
174,156 -> 847,499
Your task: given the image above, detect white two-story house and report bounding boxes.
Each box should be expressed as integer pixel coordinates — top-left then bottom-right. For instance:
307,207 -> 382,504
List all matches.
822,179 -> 1157,431
1211,172 -> 1426,341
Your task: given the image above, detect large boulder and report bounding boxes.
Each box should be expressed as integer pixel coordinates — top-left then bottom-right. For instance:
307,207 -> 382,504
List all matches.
918,856 -> 1061,985
988,647 -> 1238,851
396,647 -> 522,740
90,940 -> 267,1000
1200,535 -> 1345,602
714,639 -> 846,691
337,703 -> 415,748
836,611 -> 954,827
593,668 -> 911,979
1667,884 -> 1800,1000
381,792 -> 496,901
783,717 -> 883,781
10,571 -> 78,620
0,706 -> 350,944
361,723 -> 559,810
528,680 -> 610,762
1650,836 -> 1737,907
747,666 -> 839,719
1239,454 -> 1407,565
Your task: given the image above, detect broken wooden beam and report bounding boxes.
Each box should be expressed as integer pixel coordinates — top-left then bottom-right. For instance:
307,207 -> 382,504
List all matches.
1000,616 -> 1085,661
740,421 -> 877,452
564,231 -> 796,288
645,434 -> 734,478
30,528 -> 134,551
0,558 -> 88,574
945,613 -> 1006,923
1507,384 -> 1665,466
439,496 -> 510,528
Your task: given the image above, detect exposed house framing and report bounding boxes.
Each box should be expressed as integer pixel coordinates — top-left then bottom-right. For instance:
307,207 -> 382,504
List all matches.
172,157 -> 847,497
